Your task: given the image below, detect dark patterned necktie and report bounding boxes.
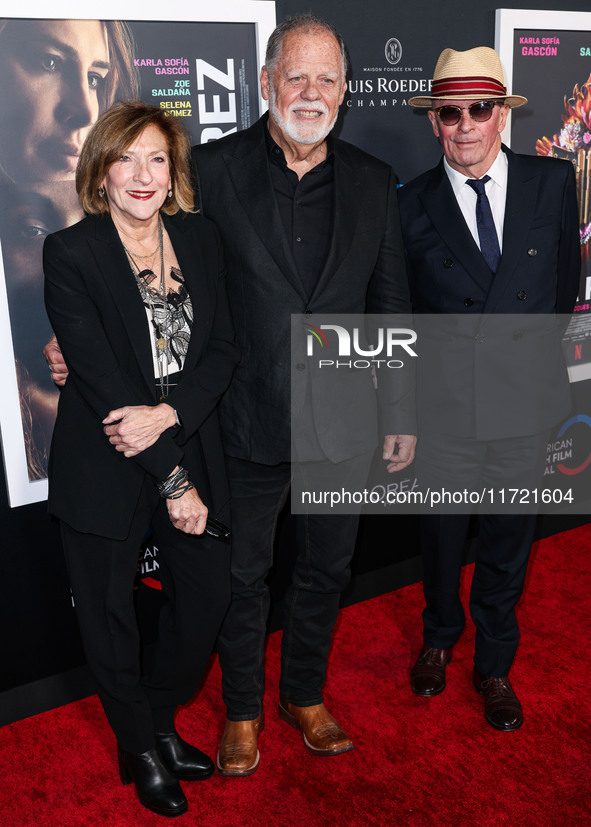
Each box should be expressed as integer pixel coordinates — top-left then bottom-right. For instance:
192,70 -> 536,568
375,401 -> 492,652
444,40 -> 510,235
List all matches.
466,175 -> 501,273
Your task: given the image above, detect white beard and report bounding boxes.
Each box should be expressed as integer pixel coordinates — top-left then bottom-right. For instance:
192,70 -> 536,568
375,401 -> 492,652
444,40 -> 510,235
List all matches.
268,84 -> 339,145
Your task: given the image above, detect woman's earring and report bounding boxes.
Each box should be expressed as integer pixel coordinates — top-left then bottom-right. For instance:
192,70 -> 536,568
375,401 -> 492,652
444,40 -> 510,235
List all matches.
98,186 -> 105,197
168,188 -> 173,198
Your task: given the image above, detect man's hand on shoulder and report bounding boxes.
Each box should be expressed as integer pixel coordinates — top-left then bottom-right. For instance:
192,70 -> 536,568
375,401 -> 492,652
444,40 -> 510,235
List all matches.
383,434 -> 417,473
43,335 -> 68,387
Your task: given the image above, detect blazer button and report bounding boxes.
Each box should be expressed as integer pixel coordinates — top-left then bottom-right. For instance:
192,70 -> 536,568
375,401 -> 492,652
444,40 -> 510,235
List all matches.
527,248 -> 537,257
305,309 -> 312,315
296,363 -> 306,372
444,259 -> 454,268
517,290 -> 527,301
475,333 -> 485,343
464,298 -> 474,307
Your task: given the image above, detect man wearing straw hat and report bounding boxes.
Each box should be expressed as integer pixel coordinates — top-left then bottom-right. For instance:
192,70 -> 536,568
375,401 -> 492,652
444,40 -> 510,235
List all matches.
399,47 -> 580,730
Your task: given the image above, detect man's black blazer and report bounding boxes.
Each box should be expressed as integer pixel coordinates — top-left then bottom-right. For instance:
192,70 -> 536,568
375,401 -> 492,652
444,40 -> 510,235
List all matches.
398,146 -> 581,440
43,211 -> 238,539
192,115 -> 414,466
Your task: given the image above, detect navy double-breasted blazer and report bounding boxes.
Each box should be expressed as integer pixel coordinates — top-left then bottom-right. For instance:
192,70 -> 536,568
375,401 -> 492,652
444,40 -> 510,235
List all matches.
398,146 -> 581,441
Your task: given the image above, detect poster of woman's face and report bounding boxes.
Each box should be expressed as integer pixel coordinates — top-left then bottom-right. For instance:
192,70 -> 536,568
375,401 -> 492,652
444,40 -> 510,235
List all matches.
0,3 -> 274,507
0,17 -> 140,489
0,19 -> 139,184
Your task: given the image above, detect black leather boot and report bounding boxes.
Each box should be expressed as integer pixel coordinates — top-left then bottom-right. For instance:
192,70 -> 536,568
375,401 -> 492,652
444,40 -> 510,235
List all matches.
117,745 -> 188,817
155,731 -> 215,780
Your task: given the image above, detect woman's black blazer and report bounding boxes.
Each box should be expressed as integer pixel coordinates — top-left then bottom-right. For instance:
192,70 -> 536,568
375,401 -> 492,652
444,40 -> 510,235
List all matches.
43,210 -> 238,540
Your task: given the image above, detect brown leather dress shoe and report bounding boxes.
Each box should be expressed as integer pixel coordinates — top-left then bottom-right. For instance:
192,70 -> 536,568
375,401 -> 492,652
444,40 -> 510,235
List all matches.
473,668 -> 523,731
278,697 -> 354,756
411,645 -> 453,696
216,713 -> 264,777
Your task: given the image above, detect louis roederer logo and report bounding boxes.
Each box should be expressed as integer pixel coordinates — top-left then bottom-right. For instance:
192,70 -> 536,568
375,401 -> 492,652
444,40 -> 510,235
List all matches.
385,38 -> 402,66
305,324 -> 418,369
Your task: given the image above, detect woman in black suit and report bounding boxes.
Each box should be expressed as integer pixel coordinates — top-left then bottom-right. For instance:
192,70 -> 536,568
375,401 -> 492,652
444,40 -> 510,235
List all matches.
43,101 -> 238,818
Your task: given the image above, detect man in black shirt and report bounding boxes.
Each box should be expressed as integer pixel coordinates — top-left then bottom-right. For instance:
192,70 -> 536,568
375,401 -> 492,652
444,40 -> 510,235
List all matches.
192,15 -> 415,775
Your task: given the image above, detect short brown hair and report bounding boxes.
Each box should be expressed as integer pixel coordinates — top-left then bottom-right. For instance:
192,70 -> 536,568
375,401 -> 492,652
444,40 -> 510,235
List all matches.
76,101 -> 195,215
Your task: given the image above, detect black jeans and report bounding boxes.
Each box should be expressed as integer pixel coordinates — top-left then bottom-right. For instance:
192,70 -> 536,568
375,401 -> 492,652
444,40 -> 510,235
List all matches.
217,455 -> 370,720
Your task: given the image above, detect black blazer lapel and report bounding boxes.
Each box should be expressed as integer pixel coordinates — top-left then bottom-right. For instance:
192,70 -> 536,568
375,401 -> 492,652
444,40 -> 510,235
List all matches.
421,161 -> 495,293
161,211 -> 211,371
86,214 -> 156,393
222,121 -> 308,301
483,147 -> 539,313
309,146 -> 363,303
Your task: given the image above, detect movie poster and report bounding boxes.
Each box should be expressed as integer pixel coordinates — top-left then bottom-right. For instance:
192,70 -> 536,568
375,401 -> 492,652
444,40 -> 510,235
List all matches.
496,9 -> 591,382
496,10 -> 591,508
0,2 -> 275,507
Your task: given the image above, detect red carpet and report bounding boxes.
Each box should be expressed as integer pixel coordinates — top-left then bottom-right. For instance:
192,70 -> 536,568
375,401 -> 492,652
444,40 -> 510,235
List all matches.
1,525 -> 590,825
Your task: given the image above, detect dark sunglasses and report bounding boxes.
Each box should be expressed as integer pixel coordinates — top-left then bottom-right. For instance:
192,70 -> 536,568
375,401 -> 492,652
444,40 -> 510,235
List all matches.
433,100 -> 500,126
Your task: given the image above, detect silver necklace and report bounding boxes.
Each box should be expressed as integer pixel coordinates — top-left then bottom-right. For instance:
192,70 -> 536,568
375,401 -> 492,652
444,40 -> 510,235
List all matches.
120,225 -> 160,267
122,240 -> 159,260
124,218 -> 171,400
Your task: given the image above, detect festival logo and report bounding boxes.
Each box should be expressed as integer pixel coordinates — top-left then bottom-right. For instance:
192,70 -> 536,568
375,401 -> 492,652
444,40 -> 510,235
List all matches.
138,544 -> 162,590
545,414 -> 591,476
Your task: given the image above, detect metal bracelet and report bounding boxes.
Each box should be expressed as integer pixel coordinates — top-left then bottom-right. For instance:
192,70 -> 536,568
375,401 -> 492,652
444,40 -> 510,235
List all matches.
157,466 -> 189,498
165,480 -> 195,500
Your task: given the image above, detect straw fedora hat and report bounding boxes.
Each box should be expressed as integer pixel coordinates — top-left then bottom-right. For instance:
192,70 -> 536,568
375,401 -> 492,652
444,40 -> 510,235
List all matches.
408,46 -> 527,108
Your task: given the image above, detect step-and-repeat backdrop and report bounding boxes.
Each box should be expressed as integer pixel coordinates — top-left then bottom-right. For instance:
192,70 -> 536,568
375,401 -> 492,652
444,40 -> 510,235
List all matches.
1,0 -> 590,718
